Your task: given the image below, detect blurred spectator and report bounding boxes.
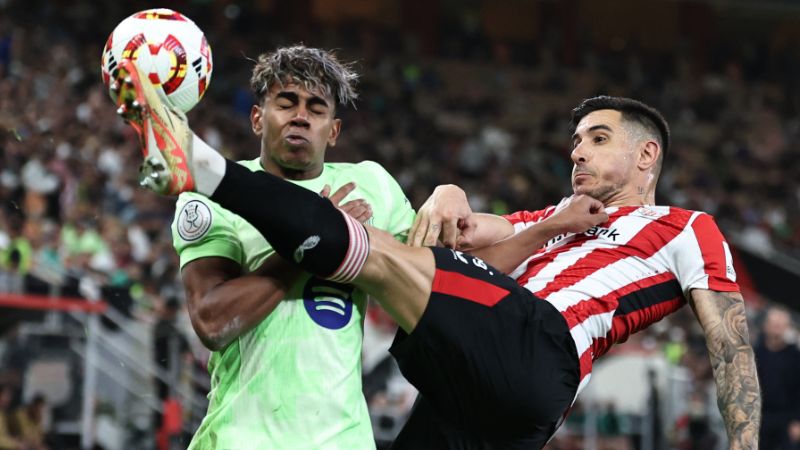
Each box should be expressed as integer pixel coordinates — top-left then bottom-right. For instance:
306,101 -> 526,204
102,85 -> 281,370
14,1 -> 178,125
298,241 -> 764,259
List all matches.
755,306 -> 800,450
597,402 -> 621,436
645,368 -> 665,450
153,297 -> 190,398
10,394 -> 47,450
673,389 -> 718,450
0,214 -> 31,277
0,383 -> 23,450
152,296 -> 190,447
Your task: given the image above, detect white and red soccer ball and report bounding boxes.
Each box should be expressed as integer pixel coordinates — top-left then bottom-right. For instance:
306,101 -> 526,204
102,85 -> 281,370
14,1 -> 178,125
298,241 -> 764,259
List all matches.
101,8 -> 213,113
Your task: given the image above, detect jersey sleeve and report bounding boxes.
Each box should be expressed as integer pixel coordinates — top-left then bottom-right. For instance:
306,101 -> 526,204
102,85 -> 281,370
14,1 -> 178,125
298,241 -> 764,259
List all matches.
171,193 -> 244,269
353,161 -> 416,243
502,204 -> 557,234
674,212 -> 739,294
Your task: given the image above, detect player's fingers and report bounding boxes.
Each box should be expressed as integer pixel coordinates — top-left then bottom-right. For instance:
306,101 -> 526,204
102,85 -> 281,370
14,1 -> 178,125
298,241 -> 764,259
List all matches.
409,214 -> 430,247
422,221 -> 441,247
441,219 -> 459,249
456,219 -> 477,249
359,204 -> 373,223
341,200 -> 373,223
589,198 -> 604,213
329,182 -> 356,207
589,199 -> 609,223
347,205 -> 372,223
340,199 -> 365,213
408,214 -> 423,246
319,184 -> 331,198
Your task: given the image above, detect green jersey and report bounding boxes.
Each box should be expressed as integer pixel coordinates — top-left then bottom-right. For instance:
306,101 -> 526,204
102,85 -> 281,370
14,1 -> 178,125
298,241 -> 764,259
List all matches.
173,158 -> 415,450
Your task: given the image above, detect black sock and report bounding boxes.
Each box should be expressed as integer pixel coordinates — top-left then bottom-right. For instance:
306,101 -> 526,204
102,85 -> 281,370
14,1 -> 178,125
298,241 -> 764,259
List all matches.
209,160 -> 368,283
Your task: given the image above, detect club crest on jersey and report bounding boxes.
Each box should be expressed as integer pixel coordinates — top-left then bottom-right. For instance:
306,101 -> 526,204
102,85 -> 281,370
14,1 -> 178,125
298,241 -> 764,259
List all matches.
303,277 -> 355,330
632,206 -> 669,220
177,200 -> 212,241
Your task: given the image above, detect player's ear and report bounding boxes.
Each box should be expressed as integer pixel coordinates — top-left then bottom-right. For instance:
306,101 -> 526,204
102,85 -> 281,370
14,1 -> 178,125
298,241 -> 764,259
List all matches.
638,140 -> 660,171
327,118 -> 342,147
251,105 -> 263,135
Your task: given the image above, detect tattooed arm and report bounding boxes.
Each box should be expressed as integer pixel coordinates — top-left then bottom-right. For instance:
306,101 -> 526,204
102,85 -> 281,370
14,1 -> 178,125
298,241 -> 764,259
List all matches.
689,289 -> 761,450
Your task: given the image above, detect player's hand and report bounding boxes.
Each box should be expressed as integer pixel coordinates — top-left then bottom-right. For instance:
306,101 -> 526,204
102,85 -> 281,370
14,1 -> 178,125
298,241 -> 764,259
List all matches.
321,183 -> 373,224
546,194 -> 608,234
409,184 -> 472,248
454,216 -> 479,250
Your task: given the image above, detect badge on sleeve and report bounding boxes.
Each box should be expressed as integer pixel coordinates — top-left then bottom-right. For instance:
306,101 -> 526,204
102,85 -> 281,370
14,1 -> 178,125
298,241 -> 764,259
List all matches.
177,200 -> 213,241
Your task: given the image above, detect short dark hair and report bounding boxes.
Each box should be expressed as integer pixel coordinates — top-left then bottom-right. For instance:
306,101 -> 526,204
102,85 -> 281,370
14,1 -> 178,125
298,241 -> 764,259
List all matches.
571,96 -> 670,163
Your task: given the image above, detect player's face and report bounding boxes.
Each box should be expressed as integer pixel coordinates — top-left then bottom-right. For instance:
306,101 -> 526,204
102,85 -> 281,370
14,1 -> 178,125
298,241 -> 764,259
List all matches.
570,109 -> 639,204
251,82 -> 341,178
764,309 -> 790,340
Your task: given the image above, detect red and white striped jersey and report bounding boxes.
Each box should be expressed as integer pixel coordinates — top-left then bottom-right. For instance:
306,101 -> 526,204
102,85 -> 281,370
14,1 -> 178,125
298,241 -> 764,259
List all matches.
503,202 -> 739,396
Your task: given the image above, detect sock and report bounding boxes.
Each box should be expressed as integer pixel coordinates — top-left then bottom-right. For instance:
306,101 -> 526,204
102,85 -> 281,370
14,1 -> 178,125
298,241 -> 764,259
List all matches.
191,133 -> 227,196
210,159 -> 369,283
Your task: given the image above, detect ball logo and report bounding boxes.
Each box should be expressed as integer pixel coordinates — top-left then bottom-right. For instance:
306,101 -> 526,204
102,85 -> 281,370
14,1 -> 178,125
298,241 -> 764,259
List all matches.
177,200 -> 212,241
303,278 -> 355,330
119,33 -> 187,94
133,10 -> 189,21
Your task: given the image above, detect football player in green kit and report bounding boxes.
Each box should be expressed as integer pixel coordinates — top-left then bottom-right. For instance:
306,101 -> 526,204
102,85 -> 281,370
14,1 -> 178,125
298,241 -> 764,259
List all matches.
172,46 -> 415,449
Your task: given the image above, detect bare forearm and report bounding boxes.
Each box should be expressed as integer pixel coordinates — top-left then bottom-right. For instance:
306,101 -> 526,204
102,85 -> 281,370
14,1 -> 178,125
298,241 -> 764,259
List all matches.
457,213 -> 515,251
469,219 -> 561,274
184,256 -> 301,351
465,196 -> 609,273
692,290 -> 761,449
710,344 -> 761,450
194,274 -> 294,350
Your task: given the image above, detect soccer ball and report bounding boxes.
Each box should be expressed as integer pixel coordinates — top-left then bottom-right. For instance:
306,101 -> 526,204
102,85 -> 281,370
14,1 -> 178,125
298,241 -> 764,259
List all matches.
101,8 -> 213,113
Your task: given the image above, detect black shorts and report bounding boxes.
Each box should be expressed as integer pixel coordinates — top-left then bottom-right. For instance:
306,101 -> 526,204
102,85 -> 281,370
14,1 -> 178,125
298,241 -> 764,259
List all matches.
389,247 -> 580,448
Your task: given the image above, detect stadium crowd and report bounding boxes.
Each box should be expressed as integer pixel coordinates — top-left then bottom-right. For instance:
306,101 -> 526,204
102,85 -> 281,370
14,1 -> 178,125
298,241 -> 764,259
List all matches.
1,0 -> 799,448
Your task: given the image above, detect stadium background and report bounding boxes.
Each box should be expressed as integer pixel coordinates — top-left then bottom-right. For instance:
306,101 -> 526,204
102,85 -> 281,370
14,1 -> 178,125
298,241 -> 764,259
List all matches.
1,0 -> 800,448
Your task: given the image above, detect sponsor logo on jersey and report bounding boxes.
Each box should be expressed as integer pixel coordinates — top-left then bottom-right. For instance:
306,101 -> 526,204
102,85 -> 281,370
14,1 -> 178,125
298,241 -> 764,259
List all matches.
303,277 -> 354,330
584,225 -> 621,241
546,232 -> 576,248
177,200 -> 212,241
544,225 -> 621,248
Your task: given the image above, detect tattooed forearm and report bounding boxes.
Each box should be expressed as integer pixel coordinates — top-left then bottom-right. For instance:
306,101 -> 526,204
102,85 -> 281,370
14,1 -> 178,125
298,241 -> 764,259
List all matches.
690,290 -> 760,450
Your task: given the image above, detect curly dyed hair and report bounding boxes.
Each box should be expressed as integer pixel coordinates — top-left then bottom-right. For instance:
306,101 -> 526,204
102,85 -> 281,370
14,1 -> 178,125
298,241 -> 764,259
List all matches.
250,45 -> 359,109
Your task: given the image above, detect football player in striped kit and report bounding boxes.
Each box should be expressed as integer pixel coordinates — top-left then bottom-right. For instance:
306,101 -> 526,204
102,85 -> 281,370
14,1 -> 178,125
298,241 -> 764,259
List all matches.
110,54 -> 759,449
409,96 -> 760,450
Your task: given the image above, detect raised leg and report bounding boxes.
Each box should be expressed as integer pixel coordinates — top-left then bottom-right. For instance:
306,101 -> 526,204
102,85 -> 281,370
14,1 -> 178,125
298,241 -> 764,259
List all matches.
112,59 -> 433,331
